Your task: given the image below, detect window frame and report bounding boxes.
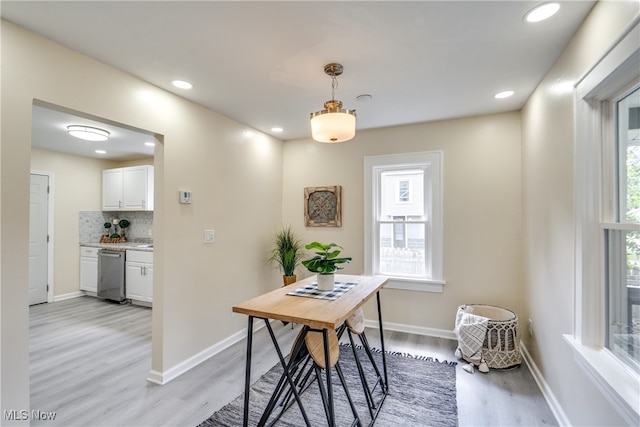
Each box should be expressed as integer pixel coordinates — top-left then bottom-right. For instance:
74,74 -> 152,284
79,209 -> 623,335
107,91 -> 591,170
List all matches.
364,151 -> 444,292
568,21 -> 640,423
605,85 -> 640,372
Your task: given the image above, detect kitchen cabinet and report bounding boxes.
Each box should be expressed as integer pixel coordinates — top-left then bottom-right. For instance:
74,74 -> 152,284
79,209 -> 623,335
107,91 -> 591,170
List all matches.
80,246 -> 99,293
102,165 -> 154,211
126,250 -> 153,305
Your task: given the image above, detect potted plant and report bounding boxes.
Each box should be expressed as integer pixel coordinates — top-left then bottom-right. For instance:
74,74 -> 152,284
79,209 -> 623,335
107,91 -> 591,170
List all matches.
269,226 -> 304,286
118,219 -> 130,240
301,241 -> 352,291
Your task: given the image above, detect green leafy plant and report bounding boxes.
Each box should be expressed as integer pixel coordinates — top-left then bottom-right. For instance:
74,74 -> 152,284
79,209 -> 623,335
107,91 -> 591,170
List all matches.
269,226 -> 304,277
301,241 -> 351,274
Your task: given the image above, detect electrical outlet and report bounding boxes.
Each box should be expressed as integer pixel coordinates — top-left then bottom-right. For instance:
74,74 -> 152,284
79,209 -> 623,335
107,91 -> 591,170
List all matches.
528,318 -> 534,336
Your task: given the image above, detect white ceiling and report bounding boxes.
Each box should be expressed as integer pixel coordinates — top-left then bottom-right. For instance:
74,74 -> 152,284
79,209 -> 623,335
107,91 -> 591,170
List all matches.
31,102 -> 156,162
2,1 -> 596,160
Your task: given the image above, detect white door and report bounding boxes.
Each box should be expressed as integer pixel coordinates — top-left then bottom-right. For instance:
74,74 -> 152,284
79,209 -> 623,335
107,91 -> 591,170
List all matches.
29,173 -> 49,305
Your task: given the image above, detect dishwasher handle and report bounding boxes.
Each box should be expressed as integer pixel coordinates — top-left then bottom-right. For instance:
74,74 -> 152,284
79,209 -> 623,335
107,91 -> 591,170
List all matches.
99,250 -> 124,258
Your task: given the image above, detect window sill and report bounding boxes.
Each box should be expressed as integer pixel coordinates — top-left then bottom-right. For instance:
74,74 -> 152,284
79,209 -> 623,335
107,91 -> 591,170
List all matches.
377,276 -> 445,293
563,334 -> 640,424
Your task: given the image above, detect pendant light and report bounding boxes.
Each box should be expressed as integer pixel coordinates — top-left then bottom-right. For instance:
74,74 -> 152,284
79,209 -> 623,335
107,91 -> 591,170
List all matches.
310,63 -> 356,143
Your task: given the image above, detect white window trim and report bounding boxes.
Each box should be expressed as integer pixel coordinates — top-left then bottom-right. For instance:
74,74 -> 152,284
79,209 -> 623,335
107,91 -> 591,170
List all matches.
569,19 -> 640,424
364,151 -> 444,292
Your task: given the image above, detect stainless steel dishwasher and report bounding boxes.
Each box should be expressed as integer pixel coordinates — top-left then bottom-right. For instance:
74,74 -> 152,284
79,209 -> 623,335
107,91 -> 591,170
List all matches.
97,249 -> 126,302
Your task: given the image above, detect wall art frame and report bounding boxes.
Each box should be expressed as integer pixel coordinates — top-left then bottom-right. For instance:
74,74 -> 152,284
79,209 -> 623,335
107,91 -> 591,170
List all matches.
304,185 -> 342,227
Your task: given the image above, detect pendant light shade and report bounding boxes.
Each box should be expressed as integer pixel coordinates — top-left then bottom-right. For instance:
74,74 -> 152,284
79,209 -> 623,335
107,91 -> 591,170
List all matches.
310,63 -> 356,143
67,125 -> 110,141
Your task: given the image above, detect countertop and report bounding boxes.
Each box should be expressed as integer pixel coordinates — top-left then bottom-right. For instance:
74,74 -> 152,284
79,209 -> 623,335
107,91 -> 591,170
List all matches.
81,242 -> 153,252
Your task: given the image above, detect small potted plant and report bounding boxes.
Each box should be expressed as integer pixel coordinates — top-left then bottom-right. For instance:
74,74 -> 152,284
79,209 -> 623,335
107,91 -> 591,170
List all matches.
302,241 -> 351,291
269,226 -> 304,286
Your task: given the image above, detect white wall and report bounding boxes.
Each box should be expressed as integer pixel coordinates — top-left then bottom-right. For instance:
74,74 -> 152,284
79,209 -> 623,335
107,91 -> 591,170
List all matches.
282,112 -> 523,331
521,1 -> 639,426
1,20 -> 284,419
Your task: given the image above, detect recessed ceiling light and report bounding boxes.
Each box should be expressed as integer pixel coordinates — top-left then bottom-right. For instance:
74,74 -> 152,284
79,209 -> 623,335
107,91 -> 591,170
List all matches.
95,150 -> 107,154
525,2 -> 560,23
67,125 -> 110,141
172,80 -> 193,89
356,94 -> 372,102
494,90 -> 515,99
144,142 -> 156,147
271,127 -> 284,133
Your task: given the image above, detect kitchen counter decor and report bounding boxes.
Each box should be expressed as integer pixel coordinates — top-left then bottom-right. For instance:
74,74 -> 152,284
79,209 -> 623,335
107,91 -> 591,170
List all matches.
100,235 -> 126,243
99,218 -> 129,243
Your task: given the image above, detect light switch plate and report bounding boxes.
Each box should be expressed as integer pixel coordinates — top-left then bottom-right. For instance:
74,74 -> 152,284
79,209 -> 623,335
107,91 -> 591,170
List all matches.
179,190 -> 192,204
204,229 -> 215,243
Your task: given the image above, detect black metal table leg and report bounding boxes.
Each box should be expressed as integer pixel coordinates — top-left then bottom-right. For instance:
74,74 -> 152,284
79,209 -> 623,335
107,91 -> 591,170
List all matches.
322,328 -> 335,426
242,316 -> 254,427
259,322 -> 312,427
376,291 -> 389,392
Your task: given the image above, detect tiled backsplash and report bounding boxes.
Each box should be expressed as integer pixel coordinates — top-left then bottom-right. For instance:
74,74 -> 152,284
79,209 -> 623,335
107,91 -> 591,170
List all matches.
79,211 -> 153,243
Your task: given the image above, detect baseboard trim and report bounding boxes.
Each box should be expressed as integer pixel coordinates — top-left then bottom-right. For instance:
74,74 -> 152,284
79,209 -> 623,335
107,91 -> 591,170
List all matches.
363,318 -> 456,340
53,291 -> 85,302
147,320 -> 271,385
520,342 -> 569,426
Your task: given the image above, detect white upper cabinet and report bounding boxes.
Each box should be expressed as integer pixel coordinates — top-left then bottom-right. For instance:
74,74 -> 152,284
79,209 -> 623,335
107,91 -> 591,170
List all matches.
102,165 -> 154,211
122,166 -> 154,210
102,168 -> 124,210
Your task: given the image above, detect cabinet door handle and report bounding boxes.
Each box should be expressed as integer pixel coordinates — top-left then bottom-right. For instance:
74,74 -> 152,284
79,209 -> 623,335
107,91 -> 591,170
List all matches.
119,200 -> 123,208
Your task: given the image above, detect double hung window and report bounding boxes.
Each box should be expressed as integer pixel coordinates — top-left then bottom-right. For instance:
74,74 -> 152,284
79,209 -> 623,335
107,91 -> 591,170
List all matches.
604,85 -> 640,372
571,23 -> 640,422
364,152 -> 443,291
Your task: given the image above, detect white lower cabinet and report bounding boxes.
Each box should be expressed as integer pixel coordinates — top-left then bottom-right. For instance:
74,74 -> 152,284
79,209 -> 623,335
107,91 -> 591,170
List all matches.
80,246 -> 99,293
126,250 -> 153,305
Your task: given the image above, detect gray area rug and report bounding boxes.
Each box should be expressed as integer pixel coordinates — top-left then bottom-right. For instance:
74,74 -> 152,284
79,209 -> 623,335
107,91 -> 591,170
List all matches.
199,344 -> 458,426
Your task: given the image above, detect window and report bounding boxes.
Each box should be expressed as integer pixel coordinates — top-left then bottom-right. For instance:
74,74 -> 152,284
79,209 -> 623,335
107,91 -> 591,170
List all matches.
398,180 -> 411,203
570,22 -> 639,422
364,152 -> 443,292
605,85 -> 640,372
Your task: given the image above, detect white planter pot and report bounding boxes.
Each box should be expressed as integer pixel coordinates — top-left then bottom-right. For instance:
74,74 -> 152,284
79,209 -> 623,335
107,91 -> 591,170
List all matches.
316,273 -> 335,291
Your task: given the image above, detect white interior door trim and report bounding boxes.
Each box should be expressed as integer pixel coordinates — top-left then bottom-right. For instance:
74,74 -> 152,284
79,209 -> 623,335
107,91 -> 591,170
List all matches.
31,170 -> 54,303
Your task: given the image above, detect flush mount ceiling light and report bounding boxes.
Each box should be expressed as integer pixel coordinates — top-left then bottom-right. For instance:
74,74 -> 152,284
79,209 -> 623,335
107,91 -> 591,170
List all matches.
67,125 -> 110,141
524,2 -> 560,23
310,63 -> 356,143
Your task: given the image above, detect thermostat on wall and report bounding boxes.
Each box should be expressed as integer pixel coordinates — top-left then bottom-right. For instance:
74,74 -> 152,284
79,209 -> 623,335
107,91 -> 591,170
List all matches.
179,190 -> 192,204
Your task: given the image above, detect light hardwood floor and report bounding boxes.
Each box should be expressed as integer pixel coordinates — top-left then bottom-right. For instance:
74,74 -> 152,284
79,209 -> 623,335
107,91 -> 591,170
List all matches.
29,297 -> 556,426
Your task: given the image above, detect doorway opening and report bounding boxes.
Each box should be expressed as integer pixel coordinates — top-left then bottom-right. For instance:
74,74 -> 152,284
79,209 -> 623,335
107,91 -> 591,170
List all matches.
29,99 -> 159,303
